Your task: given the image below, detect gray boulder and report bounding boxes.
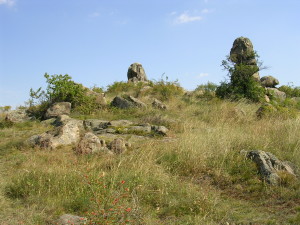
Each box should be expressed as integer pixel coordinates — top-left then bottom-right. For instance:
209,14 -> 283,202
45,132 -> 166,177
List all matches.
152,99 -> 167,110
45,102 -> 71,119
111,96 -> 146,109
28,115 -> 84,149
5,109 -> 31,123
56,214 -> 87,225
127,63 -> 148,83
111,96 -> 135,109
266,88 -> 286,101
261,76 -> 279,88
244,150 -> 296,185
230,37 -> 256,64
74,132 -> 109,154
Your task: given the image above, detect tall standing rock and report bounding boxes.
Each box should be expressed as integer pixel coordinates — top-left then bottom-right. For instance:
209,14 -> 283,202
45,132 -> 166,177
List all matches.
127,63 -> 148,83
229,37 -> 260,81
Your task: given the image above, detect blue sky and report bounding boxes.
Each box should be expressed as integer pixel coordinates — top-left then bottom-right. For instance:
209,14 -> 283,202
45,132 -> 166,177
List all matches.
1,0 -> 300,107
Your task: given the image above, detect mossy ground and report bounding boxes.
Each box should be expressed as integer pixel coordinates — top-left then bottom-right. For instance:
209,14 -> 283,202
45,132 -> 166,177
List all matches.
1,92 -> 300,224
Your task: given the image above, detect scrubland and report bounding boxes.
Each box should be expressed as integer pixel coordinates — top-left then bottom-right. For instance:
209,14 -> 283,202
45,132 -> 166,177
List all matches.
0,82 -> 300,225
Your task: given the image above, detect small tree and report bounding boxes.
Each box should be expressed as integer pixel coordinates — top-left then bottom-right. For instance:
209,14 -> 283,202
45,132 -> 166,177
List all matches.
216,54 -> 265,102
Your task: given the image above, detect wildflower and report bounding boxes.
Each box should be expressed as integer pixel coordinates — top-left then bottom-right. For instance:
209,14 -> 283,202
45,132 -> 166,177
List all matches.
125,208 -> 131,212
121,180 -> 125,184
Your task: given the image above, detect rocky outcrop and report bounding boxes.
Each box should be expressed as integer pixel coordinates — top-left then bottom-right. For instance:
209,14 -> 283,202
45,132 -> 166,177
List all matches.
56,214 -> 87,225
27,115 -> 84,149
152,99 -> 167,110
84,119 -> 110,132
260,76 -> 279,88
111,96 -> 147,109
45,102 -> 71,119
127,63 -> 148,83
256,103 -> 277,118
151,125 -> 169,136
5,109 -> 31,123
242,150 -> 296,185
74,132 -> 109,154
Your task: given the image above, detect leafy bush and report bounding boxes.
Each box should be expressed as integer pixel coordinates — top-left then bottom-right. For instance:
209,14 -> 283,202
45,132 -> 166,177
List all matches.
194,82 -> 218,99
29,73 -> 104,117
150,78 -> 184,101
216,54 -> 265,102
278,85 -> 300,98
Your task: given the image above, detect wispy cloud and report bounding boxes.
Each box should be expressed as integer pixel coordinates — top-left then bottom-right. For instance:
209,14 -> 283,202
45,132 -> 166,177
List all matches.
88,12 -> 100,18
0,0 -> 15,7
196,73 -> 209,78
174,12 -> 202,24
201,8 -> 214,14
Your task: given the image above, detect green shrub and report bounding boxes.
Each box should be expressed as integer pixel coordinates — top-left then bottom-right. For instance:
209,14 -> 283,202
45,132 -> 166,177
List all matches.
0,119 -> 14,129
278,85 -> 300,98
29,73 -> 104,117
150,79 -> 184,101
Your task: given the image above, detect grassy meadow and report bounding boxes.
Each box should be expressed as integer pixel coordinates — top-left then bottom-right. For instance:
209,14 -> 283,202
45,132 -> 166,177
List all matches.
0,82 -> 300,224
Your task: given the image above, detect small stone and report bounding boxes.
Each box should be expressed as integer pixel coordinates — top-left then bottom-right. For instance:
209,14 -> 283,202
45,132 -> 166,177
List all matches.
152,99 -> 167,110
109,138 -> 127,154
74,132 -> 108,154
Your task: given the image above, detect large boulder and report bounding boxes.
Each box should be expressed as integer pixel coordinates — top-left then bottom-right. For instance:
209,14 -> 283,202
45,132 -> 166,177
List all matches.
45,102 -> 71,119
5,109 -> 31,123
83,119 -> 110,131
56,214 -> 87,225
260,76 -> 279,88
27,115 -> 84,149
127,63 -> 148,83
230,37 -> 256,64
74,132 -> 109,154
243,150 -> 296,185
128,96 -> 147,108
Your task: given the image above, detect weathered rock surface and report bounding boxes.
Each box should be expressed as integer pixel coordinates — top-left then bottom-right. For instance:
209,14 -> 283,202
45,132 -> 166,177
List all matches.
56,214 -> 87,225
109,138 -> 127,154
111,96 -> 135,109
127,63 -> 148,83
84,119 -> 110,131
74,132 -> 109,154
152,99 -> 167,110
128,96 -> 147,108
266,88 -> 286,101
261,76 -> 279,88
128,125 -> 152,133
111,96 -> 147,109
108,120 -> 133,127
243,150 -> 296,185
5,109 -> 31,123
151,125 -> 169,136
85,88 -> 107,105
45,102 -> 71,119
230,37 -> 256,64
27,115 -> 84,149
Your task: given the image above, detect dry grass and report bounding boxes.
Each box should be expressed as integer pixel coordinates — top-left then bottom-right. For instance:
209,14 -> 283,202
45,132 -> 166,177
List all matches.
0,97 -> 300,224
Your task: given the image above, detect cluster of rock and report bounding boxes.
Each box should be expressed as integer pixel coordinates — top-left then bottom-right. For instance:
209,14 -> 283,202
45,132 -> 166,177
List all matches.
25,102 -> 169,153
230,37 -> 286,102
241,150 -> 297,185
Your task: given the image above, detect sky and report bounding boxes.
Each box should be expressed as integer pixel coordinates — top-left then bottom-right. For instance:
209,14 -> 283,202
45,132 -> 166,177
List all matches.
0,0 -> 300,107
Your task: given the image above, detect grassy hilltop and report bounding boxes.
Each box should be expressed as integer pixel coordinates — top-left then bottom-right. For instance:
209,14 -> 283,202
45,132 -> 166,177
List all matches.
1,77 -> 300,224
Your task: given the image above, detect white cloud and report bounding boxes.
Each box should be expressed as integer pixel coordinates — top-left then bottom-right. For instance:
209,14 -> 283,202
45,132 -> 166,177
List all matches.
201,8 -> 213,14
0,0 -> 15,7
170,11 -> 177,16
89,12 -> 100,18
175,12 -> 202,24
196,73 -> 209,78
